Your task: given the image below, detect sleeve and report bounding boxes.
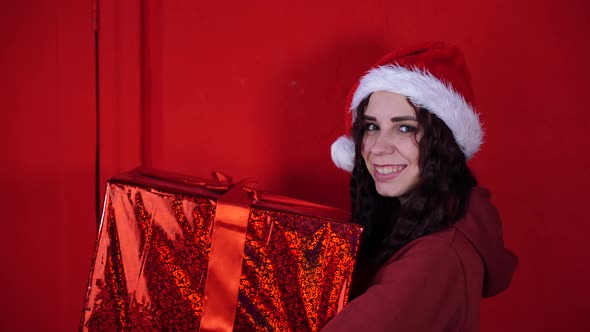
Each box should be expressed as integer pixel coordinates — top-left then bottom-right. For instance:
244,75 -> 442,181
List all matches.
321,238 -> 468,332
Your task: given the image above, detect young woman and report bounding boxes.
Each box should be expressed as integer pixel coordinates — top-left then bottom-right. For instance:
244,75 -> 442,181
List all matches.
322,42 -> 517,331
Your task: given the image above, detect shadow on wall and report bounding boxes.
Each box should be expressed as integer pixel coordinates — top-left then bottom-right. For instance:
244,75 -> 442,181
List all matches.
269,36 -> 391,209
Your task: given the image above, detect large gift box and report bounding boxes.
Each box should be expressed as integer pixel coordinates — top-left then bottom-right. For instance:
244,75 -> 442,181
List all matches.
81,168 -> 362,331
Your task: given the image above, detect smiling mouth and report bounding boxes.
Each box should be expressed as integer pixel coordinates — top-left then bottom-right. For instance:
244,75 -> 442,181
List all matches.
374,165 -> 406,175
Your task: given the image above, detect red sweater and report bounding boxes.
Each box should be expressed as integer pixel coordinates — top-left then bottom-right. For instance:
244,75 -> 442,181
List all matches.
321,187 -> 517,331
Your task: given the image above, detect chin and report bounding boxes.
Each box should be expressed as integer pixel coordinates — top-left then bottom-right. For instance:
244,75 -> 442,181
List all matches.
375,185 -> 405,198
374,180 -> 418,198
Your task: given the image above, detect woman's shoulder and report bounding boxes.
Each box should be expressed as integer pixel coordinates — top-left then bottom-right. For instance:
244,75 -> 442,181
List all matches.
379,228 -> 474,276
376,223 -> 483,288
391,224 -> 473,262
389,185 -> 502,266
369,228 -> 482,331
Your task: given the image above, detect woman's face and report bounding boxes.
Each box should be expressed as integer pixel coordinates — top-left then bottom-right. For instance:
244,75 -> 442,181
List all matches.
361,91 -> 421,199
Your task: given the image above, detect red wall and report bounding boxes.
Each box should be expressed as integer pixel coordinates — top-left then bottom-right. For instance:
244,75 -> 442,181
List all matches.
0,1 -> 96,331
2,0 -> 589,330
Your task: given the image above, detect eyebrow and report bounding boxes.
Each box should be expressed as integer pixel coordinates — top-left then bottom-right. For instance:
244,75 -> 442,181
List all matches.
363,115 -> 417,122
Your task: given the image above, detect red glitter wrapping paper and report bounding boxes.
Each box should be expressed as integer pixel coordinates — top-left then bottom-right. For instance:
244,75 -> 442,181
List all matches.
81,168 -> 362,331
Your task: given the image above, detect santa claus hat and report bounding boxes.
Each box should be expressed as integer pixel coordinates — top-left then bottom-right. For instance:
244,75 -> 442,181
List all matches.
331,41 -> 483,172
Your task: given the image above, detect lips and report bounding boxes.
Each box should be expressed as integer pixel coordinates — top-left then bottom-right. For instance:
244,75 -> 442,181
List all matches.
373,164 -> 406,180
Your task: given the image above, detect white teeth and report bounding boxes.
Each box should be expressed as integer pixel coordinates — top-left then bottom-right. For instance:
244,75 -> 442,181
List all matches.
375,165 -> 405,174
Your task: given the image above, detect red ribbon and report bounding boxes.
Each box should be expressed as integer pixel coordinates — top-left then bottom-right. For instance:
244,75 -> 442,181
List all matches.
199,181 -> 252,332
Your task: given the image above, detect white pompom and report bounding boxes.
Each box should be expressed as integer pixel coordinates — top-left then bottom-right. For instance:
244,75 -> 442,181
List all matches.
330,136 -> 355,172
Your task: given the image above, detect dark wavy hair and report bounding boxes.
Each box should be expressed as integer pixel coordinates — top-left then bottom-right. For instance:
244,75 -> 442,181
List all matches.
348,94 -> 477,298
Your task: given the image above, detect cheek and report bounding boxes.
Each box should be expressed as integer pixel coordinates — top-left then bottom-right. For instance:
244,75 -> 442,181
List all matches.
361,136 -> 371,161
400,138 -> 420,164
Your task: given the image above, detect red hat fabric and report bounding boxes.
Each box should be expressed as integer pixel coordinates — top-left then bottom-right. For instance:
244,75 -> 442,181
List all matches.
331,41 -> 483,172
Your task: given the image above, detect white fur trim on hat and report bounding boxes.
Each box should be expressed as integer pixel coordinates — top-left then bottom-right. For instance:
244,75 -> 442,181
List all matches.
351,65 -> 483,159
330,136 -> 355,172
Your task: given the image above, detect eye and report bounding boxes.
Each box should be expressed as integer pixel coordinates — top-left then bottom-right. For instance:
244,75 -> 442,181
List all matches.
398,124 -> 417,133
364,123 -> 379,132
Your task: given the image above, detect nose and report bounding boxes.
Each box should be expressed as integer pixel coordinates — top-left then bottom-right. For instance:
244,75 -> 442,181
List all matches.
368,131 -> 396,155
